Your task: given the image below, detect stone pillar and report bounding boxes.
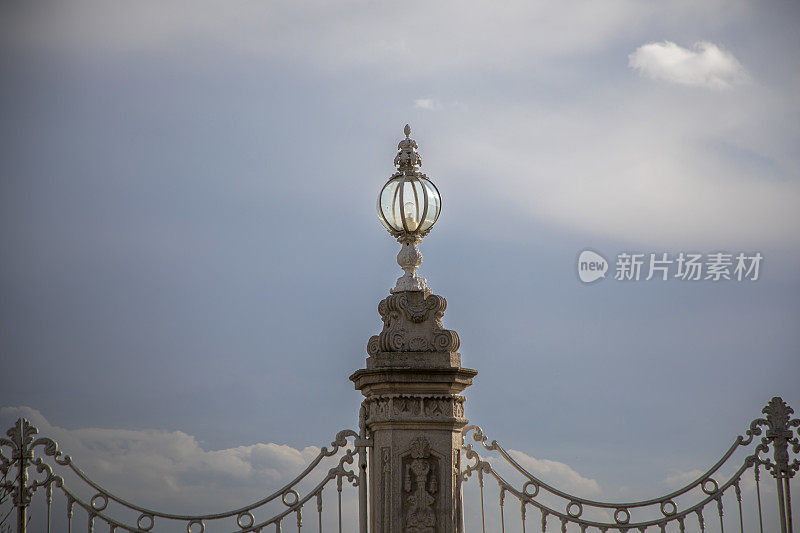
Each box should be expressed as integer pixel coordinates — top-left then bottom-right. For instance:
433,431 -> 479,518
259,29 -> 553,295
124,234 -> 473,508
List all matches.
350,289 -> 477,533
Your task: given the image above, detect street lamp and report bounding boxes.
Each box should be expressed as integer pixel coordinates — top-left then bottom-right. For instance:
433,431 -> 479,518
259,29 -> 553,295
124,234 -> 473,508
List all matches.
377,125 -> 441,292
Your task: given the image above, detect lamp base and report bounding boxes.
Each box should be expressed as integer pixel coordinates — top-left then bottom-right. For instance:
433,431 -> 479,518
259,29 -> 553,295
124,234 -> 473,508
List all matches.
391,237 -> 428,293
391,274 -> 428,293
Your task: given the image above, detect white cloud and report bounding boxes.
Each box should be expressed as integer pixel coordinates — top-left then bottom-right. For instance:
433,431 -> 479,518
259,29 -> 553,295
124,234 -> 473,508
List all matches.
629,41 -> 748,89
1,407 -> 605,529
0,407 -> 346,515
664,468 -> 705,487
461,449 -> 607,528
507,450 -> 602,497
414,98 -> 438,110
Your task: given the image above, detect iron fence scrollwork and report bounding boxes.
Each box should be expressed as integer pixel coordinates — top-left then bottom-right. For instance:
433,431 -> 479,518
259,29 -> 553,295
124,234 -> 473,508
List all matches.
460,396 -> 799,533
0,409 -> 372,533
2,396 -> 797,532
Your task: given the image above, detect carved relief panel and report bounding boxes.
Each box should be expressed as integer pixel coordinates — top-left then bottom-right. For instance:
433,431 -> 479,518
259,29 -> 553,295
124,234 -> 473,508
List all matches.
401,437 -> 440,533
363,395 -> 467,425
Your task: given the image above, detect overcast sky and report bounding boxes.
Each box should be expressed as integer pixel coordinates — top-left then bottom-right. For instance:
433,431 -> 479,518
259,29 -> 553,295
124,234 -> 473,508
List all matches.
1,0 -> 798,528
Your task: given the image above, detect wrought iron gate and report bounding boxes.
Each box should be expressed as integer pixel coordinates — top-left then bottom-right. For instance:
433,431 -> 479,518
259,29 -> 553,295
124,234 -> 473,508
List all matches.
459,397 -> 798,533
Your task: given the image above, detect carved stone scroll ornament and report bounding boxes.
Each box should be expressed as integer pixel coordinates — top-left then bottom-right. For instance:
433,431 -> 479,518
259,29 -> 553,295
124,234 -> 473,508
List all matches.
367,291 -> 460,355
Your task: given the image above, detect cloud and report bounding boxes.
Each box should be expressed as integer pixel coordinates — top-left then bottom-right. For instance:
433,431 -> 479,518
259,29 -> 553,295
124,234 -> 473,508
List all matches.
461,449 -> 607,528
414,98 -> 438,110
1,0 -> 745,77
434,78 -> 800,250
628,41 -> 748,89
664,468 -> 705,487
507,450 -> 602,497
1,407 -> 606,530
0,407 -> 348,515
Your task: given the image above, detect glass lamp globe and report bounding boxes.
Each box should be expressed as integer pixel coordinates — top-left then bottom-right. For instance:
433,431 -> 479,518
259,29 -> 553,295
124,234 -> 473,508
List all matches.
377,174 -> 441,236
377,125 -> 441,239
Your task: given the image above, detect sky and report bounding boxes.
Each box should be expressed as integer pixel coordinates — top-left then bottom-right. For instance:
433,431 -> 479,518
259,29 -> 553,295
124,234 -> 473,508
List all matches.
0,0 -> 798,530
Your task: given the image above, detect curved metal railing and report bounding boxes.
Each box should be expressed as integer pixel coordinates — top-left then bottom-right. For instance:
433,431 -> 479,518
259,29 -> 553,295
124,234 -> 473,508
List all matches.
0,410 -> 371,533
460,397 -> 799,533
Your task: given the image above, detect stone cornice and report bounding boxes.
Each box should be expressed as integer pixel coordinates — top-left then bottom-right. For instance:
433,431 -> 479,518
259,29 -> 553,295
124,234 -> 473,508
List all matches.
350,367 -> 477,397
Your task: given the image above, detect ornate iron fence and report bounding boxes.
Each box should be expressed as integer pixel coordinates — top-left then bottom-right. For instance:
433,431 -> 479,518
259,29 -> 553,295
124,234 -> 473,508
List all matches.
459,397 -> 798,533
0,410 -> 371,533
2,398 -> 797,533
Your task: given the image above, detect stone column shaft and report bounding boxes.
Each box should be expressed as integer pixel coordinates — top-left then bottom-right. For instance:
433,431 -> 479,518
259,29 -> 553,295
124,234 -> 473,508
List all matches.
351,290 -> 476,533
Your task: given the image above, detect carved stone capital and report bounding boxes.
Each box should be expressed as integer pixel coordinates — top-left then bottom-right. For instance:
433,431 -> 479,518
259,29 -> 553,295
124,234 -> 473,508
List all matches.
367,291 -> 460,356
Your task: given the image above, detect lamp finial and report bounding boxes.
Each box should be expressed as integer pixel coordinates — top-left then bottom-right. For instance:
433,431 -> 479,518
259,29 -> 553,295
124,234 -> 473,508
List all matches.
394,124 -> 421,171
